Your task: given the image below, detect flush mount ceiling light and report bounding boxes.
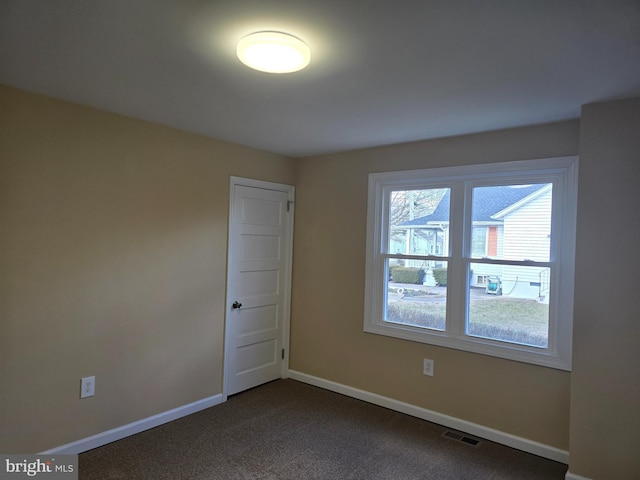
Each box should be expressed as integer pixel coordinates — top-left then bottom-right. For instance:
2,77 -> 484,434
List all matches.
237,31 -> 310,73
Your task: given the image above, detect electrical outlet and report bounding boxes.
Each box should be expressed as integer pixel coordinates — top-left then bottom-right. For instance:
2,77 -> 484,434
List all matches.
80,376 -> 95,398
423,358 -> 434,377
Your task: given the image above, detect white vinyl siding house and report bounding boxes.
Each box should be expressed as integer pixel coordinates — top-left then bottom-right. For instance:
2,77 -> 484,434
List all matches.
499,185 -> 552,262
498,185 -> 552,300
469,185 -> 553,300
394,184 -> 553,299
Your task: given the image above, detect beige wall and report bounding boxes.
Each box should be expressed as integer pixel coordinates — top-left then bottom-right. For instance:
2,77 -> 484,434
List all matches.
0,85 -> 294,452
569,97 -> 640,479
290,121 -> 580,450
5,81 -> 638,477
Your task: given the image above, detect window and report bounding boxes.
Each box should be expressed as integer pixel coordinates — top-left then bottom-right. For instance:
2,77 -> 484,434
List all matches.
364,157 -> 578,370
471,226 -> 487,257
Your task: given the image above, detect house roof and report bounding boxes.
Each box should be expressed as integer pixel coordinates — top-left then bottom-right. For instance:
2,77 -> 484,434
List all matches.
401,184 -> 547,226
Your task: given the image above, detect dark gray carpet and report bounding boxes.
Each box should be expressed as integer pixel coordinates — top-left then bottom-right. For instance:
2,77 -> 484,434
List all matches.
79,379 -> 568,479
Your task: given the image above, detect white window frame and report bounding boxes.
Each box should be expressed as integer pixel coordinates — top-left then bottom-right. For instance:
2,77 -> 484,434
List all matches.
363,157 -> 578,370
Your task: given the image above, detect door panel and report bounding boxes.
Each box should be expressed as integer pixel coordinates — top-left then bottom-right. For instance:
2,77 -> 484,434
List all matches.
237,305 -> 278,335
236,340 -> 278,374
225,181 -> 293,396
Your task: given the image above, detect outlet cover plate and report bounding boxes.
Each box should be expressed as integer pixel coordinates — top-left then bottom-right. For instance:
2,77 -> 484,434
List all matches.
81,376 -> 95,398
423,358 -> 434,376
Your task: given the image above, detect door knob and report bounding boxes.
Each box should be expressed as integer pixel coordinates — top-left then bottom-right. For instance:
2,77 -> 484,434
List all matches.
232,301 -> 242,309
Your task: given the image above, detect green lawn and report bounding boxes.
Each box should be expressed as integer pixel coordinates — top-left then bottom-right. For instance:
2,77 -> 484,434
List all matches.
386,295 -> 548,347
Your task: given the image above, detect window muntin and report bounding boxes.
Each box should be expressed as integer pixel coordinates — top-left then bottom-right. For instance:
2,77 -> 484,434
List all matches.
364,157 -> 577,370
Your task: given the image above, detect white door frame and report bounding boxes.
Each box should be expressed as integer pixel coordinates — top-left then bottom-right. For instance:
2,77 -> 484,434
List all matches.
223,176 -> 295,401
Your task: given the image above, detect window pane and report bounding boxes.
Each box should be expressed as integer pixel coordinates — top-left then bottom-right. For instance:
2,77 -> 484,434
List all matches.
386,259 -> 447,331
471,226 -> 487,257
468,263 -> 550,347
388,188 -> 449,256
471,184 -> 552,261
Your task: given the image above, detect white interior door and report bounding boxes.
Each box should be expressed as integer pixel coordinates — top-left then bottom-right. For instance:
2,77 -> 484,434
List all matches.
224,178 -> 294,397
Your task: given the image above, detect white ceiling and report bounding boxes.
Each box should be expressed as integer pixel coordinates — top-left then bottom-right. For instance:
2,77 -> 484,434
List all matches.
2,0 -> 639,157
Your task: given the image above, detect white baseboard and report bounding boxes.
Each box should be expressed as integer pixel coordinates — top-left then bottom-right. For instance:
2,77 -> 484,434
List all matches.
40,394 -> 223,454
288,370 -> 569,465
565,473 -> 592,480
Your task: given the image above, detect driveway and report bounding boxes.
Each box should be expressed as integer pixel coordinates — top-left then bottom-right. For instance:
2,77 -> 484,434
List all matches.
388,284 -> 489,303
